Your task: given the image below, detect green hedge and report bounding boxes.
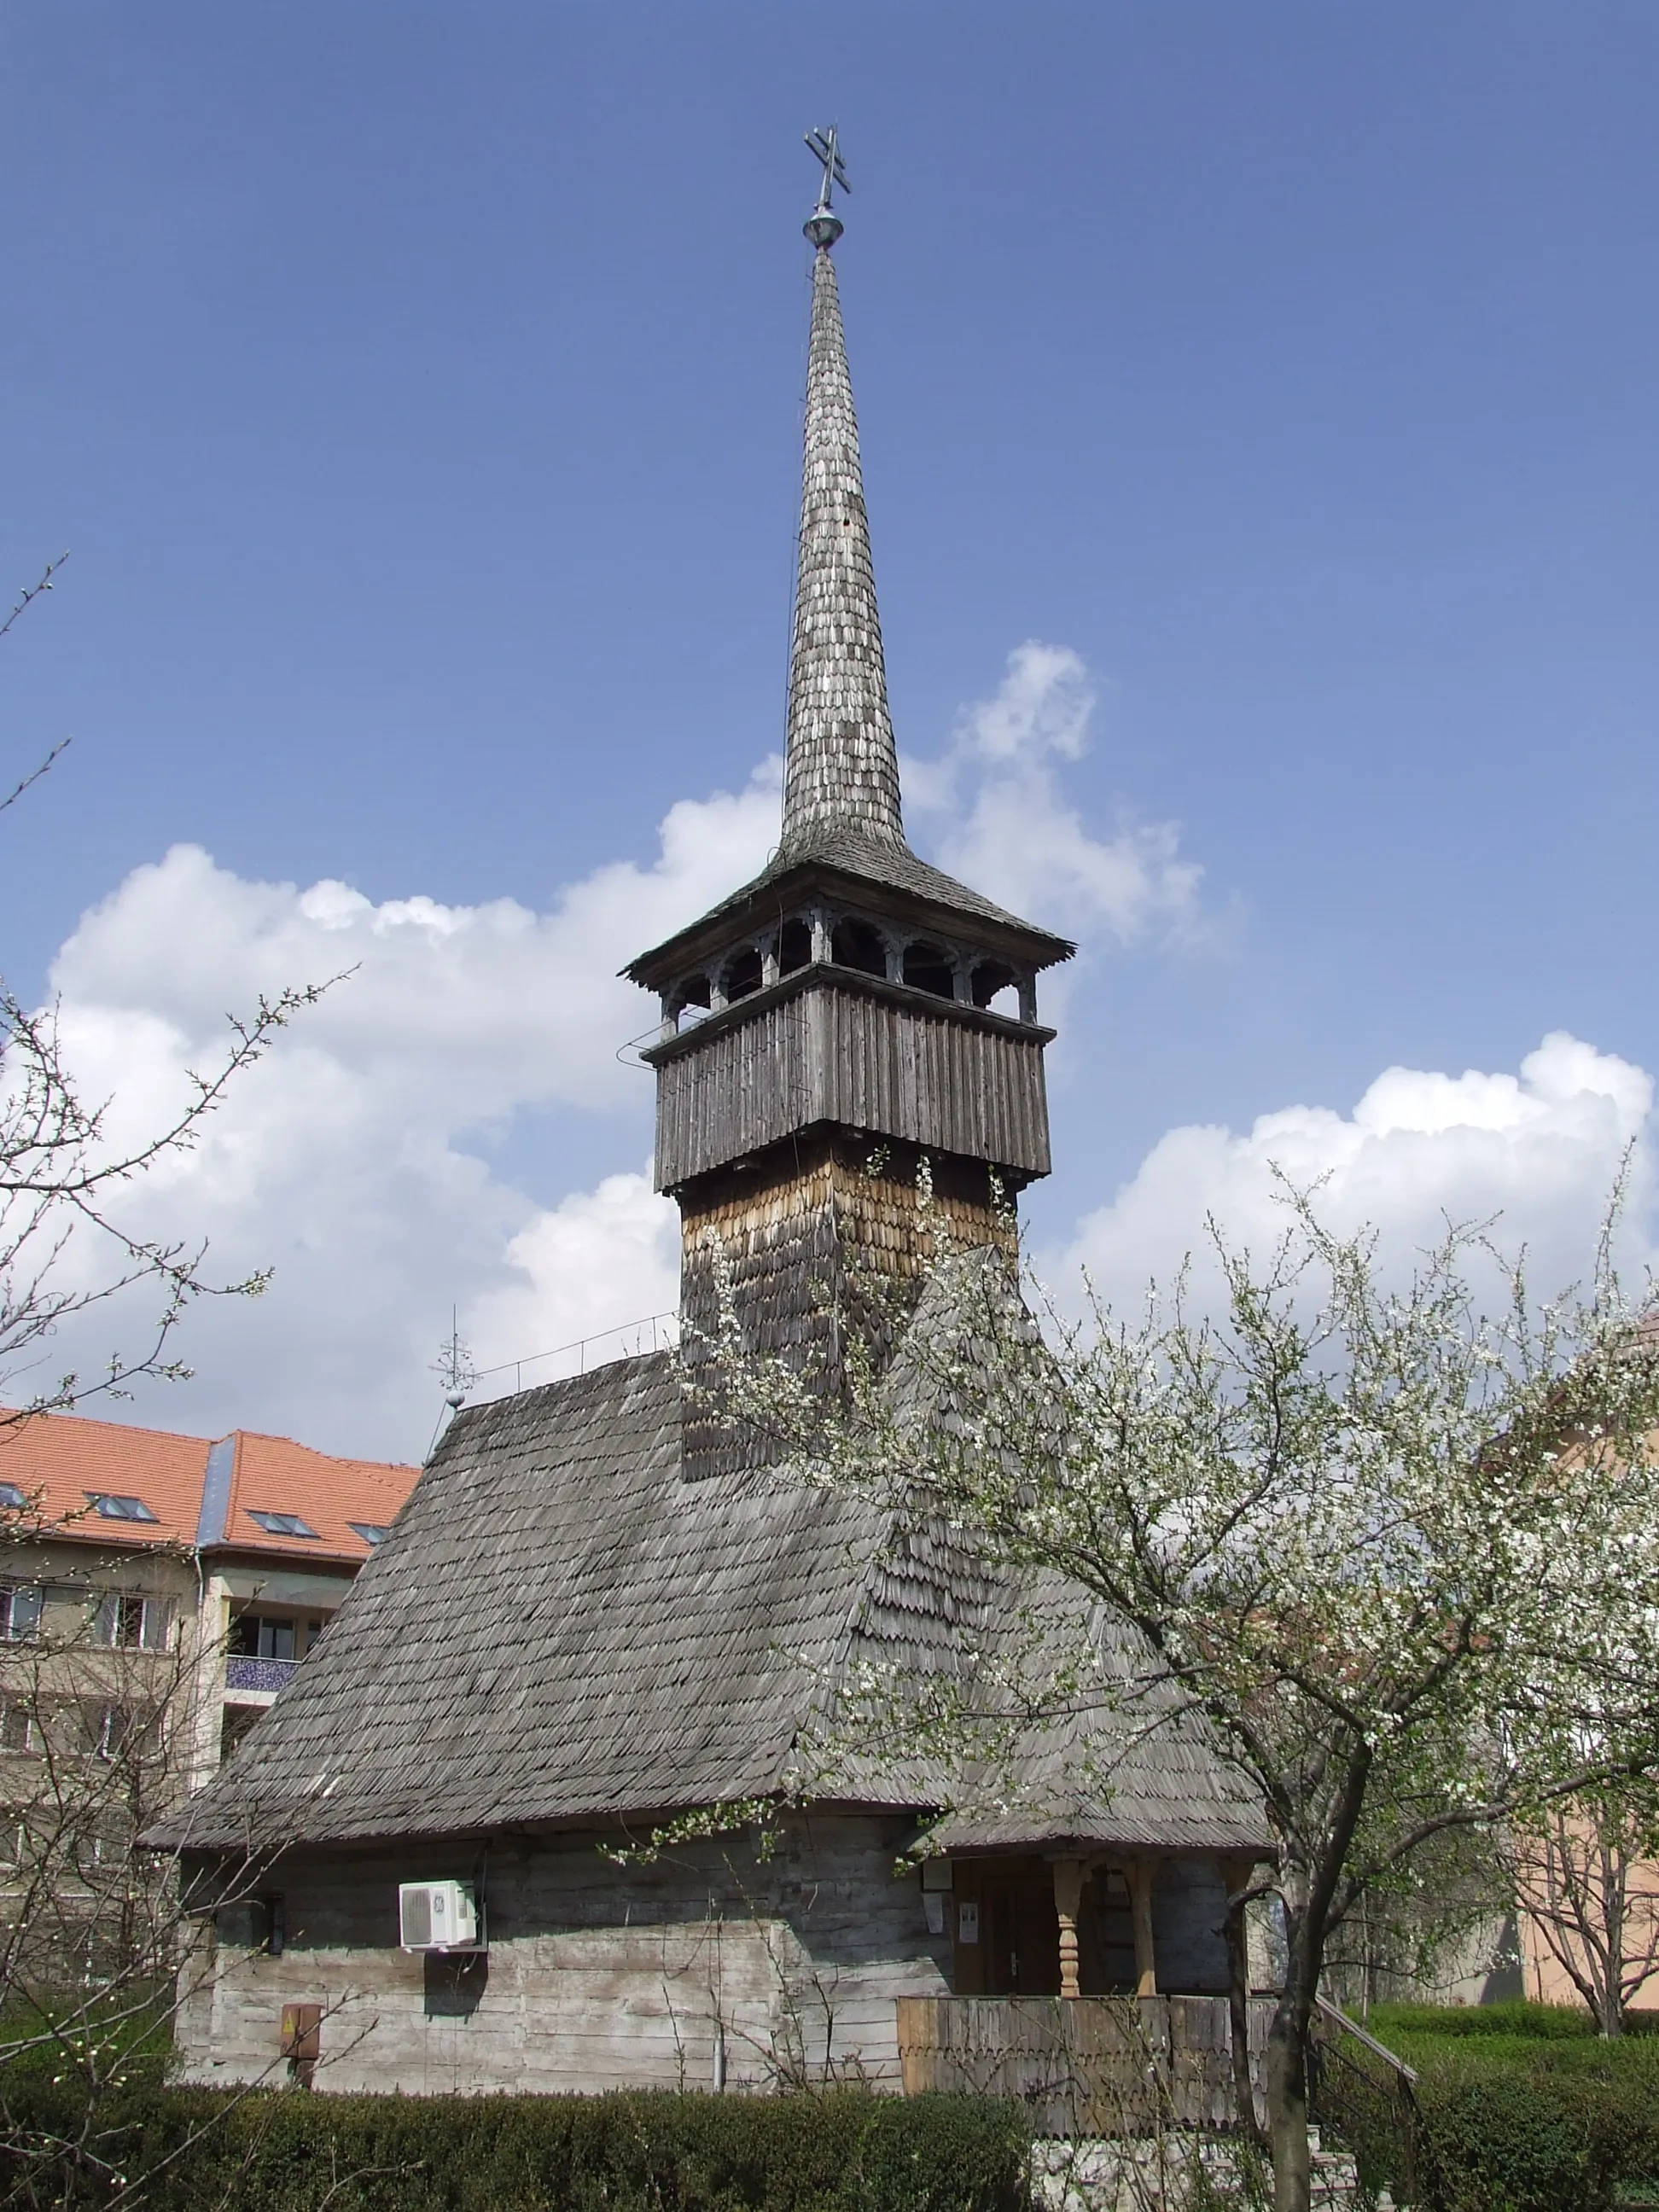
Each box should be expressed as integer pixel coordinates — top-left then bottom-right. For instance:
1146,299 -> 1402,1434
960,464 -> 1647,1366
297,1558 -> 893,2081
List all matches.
1317,2023 -> 1659,2211
1410,2067 -> 1659,2212
0,2084 -> 1032,2212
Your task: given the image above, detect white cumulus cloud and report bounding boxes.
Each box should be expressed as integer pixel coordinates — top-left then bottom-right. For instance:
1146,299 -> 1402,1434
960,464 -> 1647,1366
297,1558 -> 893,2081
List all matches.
29,765 -> 783,1458
1039,1032 -> 1656,1325
904,642 -> 1207,947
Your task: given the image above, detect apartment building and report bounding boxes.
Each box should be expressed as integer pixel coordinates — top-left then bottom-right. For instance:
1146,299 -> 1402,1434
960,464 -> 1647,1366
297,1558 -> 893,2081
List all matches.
0,1409 -> 417,1972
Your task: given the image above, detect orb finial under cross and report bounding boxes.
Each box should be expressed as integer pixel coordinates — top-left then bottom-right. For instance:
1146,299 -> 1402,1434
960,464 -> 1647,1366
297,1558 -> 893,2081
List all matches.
804,125 -> 849,249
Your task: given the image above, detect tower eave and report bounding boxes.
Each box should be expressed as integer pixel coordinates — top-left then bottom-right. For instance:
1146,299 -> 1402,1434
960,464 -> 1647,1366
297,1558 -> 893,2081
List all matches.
623,853 -> 1075,991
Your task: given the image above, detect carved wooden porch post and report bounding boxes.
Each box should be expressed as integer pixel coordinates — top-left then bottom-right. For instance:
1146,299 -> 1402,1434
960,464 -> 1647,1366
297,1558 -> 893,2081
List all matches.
1126,1859 -> 1157,1997
1052,1857 -> 1084,1999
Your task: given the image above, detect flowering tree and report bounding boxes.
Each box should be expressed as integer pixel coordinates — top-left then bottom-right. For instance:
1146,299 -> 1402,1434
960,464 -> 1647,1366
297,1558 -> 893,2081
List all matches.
713,1191 -> 1659,2212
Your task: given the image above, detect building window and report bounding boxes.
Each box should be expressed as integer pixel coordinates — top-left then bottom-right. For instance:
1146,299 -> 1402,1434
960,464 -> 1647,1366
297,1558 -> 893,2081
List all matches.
969,959 -> 1022,1013
347,1522 -> 387,1545
92,1594 -> 172,1650
0,1703 -> 34,1755
220,1704 -> 263,1760
84,1492 -> 158,1523
232,1615 -> 296,1662
79,1703 -> 134,1761
246,1511 -> 318,1540
0,1586 -> 43,1643
777,917 -> 812,975
667,974 -> 713,1032
0,1481 -> 26,1511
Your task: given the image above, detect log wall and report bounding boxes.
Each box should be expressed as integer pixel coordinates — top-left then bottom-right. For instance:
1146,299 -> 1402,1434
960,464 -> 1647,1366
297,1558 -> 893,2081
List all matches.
173,1819 -> 1244,2103
173,1814 -> 952,2097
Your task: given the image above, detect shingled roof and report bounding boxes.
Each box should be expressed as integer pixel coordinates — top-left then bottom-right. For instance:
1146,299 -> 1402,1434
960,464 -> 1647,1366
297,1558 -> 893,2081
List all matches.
160,1353 -> 881,1848
160,1264 -> 1266,1860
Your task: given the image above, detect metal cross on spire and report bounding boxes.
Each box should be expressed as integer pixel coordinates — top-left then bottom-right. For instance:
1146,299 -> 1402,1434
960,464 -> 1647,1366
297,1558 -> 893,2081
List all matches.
804,125 -> 849,249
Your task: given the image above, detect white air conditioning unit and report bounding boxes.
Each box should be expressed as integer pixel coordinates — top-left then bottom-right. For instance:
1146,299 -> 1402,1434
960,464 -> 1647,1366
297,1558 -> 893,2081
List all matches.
398,1879 -> 481,1953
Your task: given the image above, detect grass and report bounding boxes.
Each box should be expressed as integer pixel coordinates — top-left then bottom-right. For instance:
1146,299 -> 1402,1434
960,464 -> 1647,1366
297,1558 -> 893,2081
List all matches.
1370,2000 -> 1659,2044
0,1980 -> 174,2084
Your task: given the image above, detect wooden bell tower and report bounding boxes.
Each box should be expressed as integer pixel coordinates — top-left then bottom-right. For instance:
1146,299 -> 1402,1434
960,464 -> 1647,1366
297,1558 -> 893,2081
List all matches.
626,142 -> 1072,1475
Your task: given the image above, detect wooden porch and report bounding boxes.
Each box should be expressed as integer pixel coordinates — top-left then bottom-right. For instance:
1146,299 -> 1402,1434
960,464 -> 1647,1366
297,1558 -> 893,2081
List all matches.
895,1994 -> 1273,2136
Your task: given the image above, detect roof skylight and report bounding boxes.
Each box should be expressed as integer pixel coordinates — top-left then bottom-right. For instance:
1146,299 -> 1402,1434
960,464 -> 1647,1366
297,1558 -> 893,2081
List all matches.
85,1493 -> 158,1522
347,1522 -> 388,1545
0,1482 -> 25,1511
247,1510 -> 319,1540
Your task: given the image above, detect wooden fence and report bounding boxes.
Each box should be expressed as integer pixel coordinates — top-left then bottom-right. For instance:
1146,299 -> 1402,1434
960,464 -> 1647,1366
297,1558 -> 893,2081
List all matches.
895,1995 -> 1275,2137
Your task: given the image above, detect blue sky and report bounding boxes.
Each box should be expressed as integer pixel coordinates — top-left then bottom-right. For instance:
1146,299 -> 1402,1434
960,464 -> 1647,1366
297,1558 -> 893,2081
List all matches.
3,5 -> 1657,1456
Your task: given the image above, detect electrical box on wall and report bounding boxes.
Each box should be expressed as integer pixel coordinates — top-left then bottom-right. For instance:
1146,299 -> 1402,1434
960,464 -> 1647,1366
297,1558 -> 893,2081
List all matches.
398,1880 -> 482,1953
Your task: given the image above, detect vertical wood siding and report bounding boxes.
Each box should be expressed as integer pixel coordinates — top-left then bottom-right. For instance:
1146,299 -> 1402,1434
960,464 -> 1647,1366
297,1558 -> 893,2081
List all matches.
655,986 -> 1051,1190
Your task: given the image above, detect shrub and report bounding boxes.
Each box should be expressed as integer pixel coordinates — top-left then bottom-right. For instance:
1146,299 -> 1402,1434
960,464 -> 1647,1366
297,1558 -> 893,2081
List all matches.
1316,2027 -> 1659,2212
1411,2070 -> 1634,2212
0,2083 -> 1032,2212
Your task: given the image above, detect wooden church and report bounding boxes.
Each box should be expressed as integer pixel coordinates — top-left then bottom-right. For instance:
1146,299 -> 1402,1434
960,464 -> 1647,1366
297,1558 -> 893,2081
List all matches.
160,144 -> 1268,2100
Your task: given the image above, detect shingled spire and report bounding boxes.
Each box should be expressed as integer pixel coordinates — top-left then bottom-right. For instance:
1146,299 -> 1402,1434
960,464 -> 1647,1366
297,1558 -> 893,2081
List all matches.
782,151 -> 905,853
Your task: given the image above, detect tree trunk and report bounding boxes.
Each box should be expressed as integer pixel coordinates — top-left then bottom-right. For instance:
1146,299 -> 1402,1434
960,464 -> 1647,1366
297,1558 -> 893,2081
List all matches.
1601,1843 -> 1626,2037
1265,2002 -> 1313,2212
1223,1860 -> 1264,2145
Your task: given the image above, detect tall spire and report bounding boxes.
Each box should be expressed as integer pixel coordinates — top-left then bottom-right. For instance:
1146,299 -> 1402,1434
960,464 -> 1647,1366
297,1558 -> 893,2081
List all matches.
782,134 -> 905,853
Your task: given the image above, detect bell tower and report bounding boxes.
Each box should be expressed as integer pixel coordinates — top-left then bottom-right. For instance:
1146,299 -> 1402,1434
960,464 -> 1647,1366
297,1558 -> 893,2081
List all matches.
626,133 -> 1073,1473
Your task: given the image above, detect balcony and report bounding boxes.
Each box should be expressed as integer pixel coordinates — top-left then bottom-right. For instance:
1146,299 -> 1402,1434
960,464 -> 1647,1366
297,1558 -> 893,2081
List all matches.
896,1994 -> 1272,2135
224,1654 -> 298,1701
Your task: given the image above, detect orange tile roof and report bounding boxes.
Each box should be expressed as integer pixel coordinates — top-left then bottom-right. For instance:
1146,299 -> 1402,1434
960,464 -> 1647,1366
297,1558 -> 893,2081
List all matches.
0,1411 -> 417,1565
219,1431 -> 418,1563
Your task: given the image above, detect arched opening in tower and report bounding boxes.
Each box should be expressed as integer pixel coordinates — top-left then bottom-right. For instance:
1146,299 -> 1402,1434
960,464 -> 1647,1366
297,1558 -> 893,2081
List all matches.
971,960 -> 1020,1017
724,946 -> 765,1002
671,974 -> 712,1030
831,918 -> 887,977
778,918 -> 812,975
902,941 -> 956,1000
